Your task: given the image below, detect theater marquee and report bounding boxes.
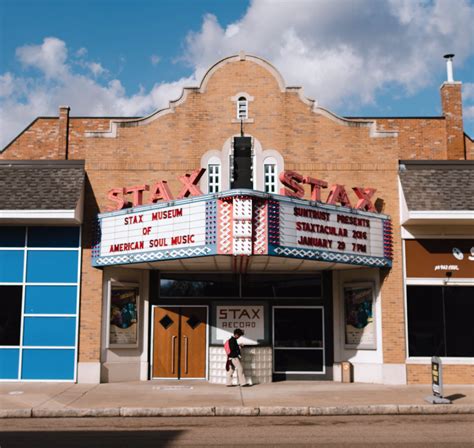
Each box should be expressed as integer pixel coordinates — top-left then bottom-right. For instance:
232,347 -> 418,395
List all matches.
92,189 -> 392,268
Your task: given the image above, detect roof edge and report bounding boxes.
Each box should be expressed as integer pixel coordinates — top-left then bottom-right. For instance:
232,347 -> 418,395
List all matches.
399,160 -> 474,168
0,160 -> 85,167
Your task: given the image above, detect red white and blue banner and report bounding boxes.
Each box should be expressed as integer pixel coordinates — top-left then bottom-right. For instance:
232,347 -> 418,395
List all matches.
92,190 -> 392,268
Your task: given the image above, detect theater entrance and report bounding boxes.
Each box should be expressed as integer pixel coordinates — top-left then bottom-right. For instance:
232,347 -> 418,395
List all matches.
151,305 -> 208,379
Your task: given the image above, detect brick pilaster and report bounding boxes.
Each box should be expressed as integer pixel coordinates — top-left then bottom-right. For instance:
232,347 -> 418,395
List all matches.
58,106 -> 70,159
440,83 -> 465,160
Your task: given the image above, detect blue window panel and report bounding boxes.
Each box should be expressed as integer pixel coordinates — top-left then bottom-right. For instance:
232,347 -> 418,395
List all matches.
0,349 -> 19,379
0,251 -> 24,282
26,251 -> 78,283
28,227 -> 80,248
21,349 -> 75,380
25,286 -> 77,314
23,317 -> 76,347
0,227 -> 25,247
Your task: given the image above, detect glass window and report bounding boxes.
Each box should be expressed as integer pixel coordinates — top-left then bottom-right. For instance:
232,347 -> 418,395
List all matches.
21,349 -> 75,380
237,96 -> 248,120
274,308 -> 323,348
407,285 -> 474,357
26,251 -> 78,283
0,251 -> 24,282
273,307 -> 324,373
444,287 -> 474,357
160,274 -> 239,297
0,286 -> 22,346
25,286 -> 77,314
28,227 -> 80,248
23,317 -> 76,347
242,275 -> 322,298
0,227 -> 25,247
208,164 -> 220,193
0,226 -> 80,381
0,349 -> 19,379
274,349 -> 324,373
264,163 -> 277,193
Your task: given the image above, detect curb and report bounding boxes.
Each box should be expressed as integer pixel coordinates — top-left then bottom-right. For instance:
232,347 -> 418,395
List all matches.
1,404 -> 473,418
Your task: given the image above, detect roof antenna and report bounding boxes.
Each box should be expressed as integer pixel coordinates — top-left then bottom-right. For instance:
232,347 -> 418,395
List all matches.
240,119 -> 244,137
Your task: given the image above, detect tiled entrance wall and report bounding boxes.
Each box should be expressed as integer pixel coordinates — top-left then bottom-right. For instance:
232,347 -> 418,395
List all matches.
209,346 -> 272,385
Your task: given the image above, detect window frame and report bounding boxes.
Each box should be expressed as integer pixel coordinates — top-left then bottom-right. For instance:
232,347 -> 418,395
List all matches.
264,163 -> 277,193
207,163 -> 221,194
236,96 -> 248,121
406,284 -> 474,358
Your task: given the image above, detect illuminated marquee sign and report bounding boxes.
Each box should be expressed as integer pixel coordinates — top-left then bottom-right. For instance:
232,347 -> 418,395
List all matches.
278,203 -> 385,259
93,187 -> 392,268
93,199 -> 213,266
99,203 -> 206,258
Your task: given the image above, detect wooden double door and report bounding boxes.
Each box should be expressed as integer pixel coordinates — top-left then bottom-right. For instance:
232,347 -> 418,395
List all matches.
152,306 -> 207,379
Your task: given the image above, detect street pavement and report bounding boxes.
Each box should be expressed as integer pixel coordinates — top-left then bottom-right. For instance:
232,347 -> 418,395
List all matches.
1,415 -> 474,447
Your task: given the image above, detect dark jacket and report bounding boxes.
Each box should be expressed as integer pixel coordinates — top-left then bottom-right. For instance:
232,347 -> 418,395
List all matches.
227,336 -> 241,358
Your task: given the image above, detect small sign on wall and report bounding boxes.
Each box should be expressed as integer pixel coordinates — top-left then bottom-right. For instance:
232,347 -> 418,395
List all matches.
406,239 -> 474,279
215,305 -> 264,345
343,283 -> 376,349
108,282 -> 139,348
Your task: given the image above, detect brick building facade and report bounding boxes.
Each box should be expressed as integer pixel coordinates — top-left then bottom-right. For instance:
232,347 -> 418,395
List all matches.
0,53 -> 472,385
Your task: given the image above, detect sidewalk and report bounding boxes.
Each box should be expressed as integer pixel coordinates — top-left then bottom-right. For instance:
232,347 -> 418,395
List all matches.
1,381 -> 473,418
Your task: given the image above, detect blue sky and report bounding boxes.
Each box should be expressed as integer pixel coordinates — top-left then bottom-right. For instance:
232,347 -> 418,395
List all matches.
1,0 -> 473,148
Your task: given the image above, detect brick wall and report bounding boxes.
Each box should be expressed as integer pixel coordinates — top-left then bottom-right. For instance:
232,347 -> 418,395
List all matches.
0,55 -> 470,373
407,364 -> 474,384
441,83 -> 465,160
465,134 -> 474,160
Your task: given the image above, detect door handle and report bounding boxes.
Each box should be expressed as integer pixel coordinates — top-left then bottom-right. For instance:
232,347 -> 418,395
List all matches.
171,335 -> 177,374
184,336 -> 189,374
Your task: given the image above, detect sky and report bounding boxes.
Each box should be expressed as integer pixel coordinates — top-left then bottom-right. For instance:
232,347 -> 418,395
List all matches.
1,0 -> 473,149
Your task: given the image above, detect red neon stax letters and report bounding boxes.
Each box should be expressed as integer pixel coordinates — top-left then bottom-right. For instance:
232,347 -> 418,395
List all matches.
107,168 -> 379,213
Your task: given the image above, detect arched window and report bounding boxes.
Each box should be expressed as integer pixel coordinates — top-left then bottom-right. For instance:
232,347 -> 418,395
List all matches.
207,156 -> 221,193
237,96 -> 248,120
263,157 -> 277,193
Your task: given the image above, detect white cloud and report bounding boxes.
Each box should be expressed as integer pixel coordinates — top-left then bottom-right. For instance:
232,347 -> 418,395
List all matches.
16,37 -> 68,80
184,0 -> 474,109
463,83 -> 474,101
85,61 -> 107,77
464,105 -> 474,120
0,38 -> 197,148
0,73 -> 15,98
150,55 -> 161,66
2,1 -> 474,148
75,47 -> 87,58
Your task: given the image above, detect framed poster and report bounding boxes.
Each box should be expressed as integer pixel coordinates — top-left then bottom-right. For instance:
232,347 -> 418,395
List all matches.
343,283 -> 376,349
108,282 -> 139,348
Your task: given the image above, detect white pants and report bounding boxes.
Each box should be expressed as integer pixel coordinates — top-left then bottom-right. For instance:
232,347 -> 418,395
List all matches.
226,357 -> 247,386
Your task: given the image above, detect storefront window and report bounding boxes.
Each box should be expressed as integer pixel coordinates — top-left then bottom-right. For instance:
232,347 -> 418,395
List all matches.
0,226 -> 80,381
160,274 -> 322,298
0,286 -> 22,346
243,275 -> 322,298
407,285 -> 474,357
160,274 -> 239,297
273,307 -> 324,373
274,308 -> 323,348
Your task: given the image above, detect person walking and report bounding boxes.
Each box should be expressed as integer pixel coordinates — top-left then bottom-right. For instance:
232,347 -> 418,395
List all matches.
225,329 -> 250,387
